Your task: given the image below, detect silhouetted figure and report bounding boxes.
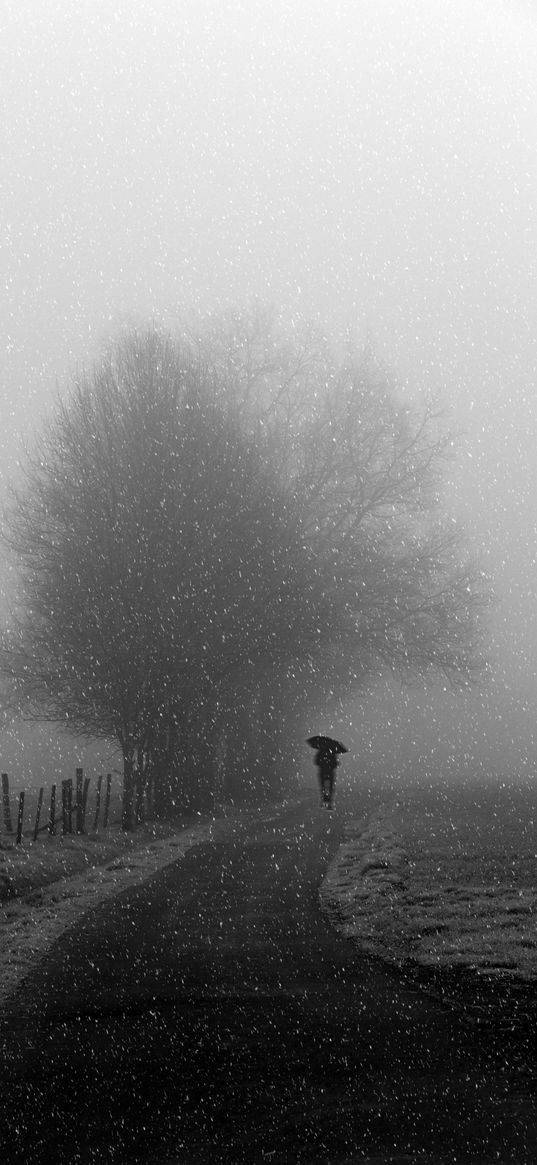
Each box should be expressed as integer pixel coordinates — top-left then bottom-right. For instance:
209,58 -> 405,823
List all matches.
306,735 -> 348,810
316,748 -> 339,809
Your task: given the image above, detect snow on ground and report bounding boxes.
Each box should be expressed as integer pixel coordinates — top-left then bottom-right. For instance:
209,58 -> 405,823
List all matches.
320,782 -> 537,984
5,780 -> 536,1020
0,801 -> 287,1008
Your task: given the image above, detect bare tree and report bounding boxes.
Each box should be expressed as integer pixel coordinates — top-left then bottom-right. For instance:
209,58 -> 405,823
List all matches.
1,313 -> 488,820
186,307 -> 489,794
0,328 -> 330,823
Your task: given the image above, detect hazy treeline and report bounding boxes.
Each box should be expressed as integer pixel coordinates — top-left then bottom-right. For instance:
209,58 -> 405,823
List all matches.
0,307 -> 488,828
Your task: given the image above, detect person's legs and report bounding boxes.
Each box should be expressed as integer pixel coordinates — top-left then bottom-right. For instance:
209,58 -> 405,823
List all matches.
326,770 -> 336,808
320,766 -> 335,806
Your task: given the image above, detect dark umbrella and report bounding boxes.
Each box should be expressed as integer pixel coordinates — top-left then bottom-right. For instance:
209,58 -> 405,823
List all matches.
307,735 -> 348,753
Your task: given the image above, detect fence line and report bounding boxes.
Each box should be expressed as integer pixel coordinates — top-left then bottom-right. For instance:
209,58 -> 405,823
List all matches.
32,786 -> 44,841
49,784 -> 56,836
103,773 -> 112,829
2,773 -> 13,833
0,770 -> 118,845
15,791 -> 25,845
93,774 -> 102,833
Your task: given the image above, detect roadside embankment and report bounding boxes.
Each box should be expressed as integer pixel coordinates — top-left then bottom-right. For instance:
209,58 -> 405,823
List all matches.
320,780 -> 537,1022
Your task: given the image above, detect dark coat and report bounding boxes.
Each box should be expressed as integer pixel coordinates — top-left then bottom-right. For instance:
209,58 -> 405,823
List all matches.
314,748 -> 339,775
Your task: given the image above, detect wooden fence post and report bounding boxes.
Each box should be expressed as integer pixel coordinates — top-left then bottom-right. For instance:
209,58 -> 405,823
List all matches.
33,787 -> 44,841
93,774 -> 103,832
49,784 -> 57,836
2,773 -> 13,834
82,777 -> 90,831
103,773 -> 112,828
61,780 -> 69,835
66,779 -> 73,833
16,791 -> 25,845
75,768 -> 84,833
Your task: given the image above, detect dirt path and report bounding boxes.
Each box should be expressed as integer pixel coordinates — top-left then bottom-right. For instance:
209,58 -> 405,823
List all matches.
1,792 -> 536,1163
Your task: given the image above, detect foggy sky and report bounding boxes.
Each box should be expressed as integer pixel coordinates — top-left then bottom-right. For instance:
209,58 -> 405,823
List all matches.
1,0 -> 537,781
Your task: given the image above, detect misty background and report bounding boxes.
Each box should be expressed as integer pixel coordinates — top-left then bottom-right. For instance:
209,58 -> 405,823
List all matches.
1,0 -> 536,788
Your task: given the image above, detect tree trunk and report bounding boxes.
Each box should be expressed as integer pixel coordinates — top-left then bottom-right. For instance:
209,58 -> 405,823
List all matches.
121,750 -> 136,831
222,686 -> 264,803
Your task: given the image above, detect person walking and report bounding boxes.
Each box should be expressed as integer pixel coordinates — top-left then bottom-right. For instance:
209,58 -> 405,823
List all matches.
307,735 -> 348,810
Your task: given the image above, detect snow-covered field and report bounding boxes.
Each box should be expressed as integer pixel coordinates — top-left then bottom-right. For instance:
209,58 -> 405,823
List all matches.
321,781 -> 537,992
